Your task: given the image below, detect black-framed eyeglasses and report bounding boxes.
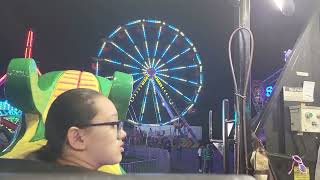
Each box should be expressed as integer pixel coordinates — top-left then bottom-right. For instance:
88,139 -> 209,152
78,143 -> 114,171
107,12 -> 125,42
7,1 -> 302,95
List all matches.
78,120 -> 124,139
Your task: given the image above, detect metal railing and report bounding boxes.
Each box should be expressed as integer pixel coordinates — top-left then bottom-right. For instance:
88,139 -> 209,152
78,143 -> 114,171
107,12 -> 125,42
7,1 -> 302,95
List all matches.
121,158 -> 159,173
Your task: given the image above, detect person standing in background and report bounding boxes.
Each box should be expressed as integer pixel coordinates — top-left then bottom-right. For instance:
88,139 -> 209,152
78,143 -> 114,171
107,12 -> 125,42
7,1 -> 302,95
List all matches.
197,145 -> 204,172
203,144 -> 213,173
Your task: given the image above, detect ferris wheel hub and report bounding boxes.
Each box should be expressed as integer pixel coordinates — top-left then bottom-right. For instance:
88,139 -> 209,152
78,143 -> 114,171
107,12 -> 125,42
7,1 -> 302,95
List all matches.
147,68 -> 156,77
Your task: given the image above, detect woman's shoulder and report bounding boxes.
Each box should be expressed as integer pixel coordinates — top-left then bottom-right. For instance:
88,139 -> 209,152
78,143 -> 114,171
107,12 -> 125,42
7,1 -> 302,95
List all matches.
0,158 -> 106,174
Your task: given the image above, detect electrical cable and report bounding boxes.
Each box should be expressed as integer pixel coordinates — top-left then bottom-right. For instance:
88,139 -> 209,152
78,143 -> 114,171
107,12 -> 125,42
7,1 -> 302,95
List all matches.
228,27 -> 254,174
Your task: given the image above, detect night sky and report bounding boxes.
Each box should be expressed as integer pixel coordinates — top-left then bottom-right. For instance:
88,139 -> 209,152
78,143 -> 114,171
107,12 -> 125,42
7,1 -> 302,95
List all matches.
0,0 -> 315,139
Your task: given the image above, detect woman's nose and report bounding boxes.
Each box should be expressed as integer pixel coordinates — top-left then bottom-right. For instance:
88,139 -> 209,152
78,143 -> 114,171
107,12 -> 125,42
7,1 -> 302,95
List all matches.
120,129 -> 127,139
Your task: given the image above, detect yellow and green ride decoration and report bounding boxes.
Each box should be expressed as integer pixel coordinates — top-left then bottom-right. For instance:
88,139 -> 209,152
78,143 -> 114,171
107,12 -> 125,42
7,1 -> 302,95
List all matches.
1,58 -> 133,175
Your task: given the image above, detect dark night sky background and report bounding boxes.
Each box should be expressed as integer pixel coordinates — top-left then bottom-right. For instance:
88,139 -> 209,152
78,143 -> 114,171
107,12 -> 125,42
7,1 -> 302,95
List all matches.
0,0 -> 316,140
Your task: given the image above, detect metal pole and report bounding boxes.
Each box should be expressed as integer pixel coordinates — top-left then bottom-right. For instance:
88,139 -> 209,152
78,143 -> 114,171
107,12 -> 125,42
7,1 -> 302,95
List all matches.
209,110 -> 213,141
239,0 -> 251,174
222,99 -> 230,173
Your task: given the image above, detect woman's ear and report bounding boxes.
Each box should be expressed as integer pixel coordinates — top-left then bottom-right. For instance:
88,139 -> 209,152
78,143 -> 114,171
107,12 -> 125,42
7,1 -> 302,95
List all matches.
66,127 -> 86,150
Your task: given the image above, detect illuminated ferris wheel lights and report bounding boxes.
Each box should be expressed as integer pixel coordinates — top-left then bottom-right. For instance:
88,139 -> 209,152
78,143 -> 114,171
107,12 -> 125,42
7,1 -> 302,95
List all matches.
151,58 -> 156,68
139,81 -> 151,122
188,64 -> 198,68
147,58 -> 152,67
97,41 -> 107,57
123,28 -> 145,61
131,72 -> 144,76
158,73 -> 199,87
171,76 -> 188,82
188,80 -> 198,85
133,76 -> 144,83
142,24 -> 150,58
199,65 -> 203,72
153,26 -> 162,58
126,20 -> 141,26
123,63 -> 141,70
151,80 -> 162,123
157,76 -> 192,102
97,19 -> 203,125
103,58 -> 121,65
161,45 -> 171,59
168,24 -> 179,32
153,41 -> 159,58
157,73 -> 169,77
156,64 -> 165,70
145,19 -> 161,24
108,26 -> 122,39
194,94 -> 199,103
110,41 -> 145,68
185,37 -> 194,46
157,26 -> 162,39
193,47 -> 197,52
166,54 -> 180,64
124,29 -> 134,44
196,53 -> 202,64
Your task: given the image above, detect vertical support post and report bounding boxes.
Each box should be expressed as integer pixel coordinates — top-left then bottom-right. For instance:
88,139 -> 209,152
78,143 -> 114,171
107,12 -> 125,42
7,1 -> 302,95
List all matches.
238,0 -> 251,174
209,110 -> 213,141
222,99 -> 230,173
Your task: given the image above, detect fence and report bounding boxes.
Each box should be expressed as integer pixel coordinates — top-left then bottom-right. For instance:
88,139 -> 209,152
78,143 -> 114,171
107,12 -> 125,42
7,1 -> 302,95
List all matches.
121,158 -> 158,173
121,145 -> 170,173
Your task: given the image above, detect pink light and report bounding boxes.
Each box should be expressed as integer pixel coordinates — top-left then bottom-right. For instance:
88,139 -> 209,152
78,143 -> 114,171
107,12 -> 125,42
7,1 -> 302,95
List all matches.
0,74 -> 7,87
24,29 -> 34,58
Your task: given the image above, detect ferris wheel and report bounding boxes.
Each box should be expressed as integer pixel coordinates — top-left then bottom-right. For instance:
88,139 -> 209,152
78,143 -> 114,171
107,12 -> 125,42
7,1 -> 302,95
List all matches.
94,19 -> 203,126
0,100 -> 23,152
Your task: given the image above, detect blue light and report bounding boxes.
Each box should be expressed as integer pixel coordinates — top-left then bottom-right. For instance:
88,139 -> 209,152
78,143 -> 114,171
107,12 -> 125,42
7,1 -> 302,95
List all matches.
108,26 -> 122,39
193,94 -> 199,103
126,20 -> 141,26
195,54 -> 202,65
188,80 -> 198,85
124,29 -> 135,44
142,24 -> 150,58
110,42 -> 145,68
187,64 -> 198,68
124,29 -> 145,61
145,19 -> 161,24
167,24 -> 179,32
265,86 -> 273,97
0,100 -> 22,117
184,37 -> 193,46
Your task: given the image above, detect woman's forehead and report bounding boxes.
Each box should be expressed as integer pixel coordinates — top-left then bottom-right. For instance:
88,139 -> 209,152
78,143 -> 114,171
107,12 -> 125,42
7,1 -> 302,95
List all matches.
93,97 -> 118,118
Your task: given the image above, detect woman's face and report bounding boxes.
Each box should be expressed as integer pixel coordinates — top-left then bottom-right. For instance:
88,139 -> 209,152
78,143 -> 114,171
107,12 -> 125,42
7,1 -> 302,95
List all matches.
83,96 -> 126,166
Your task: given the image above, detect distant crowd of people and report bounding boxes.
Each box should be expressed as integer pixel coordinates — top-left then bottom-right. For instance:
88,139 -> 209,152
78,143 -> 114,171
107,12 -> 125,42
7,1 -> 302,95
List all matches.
125,126 -> 196,151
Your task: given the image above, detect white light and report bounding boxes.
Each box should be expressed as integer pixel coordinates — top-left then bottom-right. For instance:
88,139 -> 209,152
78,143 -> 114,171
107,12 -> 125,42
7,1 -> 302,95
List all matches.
273,0 -> 284,11
273,0 -> 295,16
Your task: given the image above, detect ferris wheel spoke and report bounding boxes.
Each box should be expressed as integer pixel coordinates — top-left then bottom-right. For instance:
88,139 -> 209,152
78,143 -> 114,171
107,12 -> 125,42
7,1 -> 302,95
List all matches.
151,26 -> 162,67
109,41 -> 147,69
123,28 -> 145,61
97,41 -> 107,57
138,80 -> 151,122
155,76 -> 192,102
131,75 -> 149,103
151,80 -> 162,124
98,58 -> 142,71
142,23 -> 150,63
154,34 -> 179,68
157,73 -> 199,86
156,47 -> 191,70
157,64 -> 198,73
152,80 -> 176,119
133,75 -> 144,84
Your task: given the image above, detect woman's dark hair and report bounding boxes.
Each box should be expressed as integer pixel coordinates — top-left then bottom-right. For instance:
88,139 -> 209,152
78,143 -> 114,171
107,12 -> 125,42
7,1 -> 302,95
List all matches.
36,88 -> 103,162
